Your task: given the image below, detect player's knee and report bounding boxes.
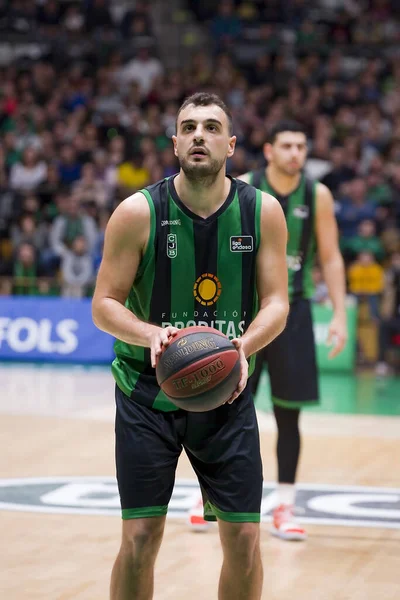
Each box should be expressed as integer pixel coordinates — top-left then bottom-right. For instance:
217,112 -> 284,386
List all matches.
223,523 -> 260,573
120,518 -> 165,561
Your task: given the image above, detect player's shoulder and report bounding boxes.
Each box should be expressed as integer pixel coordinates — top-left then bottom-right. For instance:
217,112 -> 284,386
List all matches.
314,180 -> 334,208
109,191 -> 151,238
115,177 -> 169,220
315,180 -> 331,195
236,171 -> 252,184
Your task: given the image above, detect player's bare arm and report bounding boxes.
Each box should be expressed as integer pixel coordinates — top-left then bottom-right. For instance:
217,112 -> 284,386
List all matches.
92,193 -> 178,366
240,192 -> 289,359
315,182 -> 347,358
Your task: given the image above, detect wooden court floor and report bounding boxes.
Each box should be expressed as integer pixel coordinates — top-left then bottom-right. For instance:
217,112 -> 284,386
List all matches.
1,365 -> 400,600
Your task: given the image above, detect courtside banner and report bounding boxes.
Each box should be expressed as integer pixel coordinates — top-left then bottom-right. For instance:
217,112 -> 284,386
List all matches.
0,297 -> 114,363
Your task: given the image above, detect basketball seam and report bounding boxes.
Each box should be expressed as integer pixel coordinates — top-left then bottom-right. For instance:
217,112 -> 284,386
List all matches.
157,347 -> 236,386
160,358 -> 240,400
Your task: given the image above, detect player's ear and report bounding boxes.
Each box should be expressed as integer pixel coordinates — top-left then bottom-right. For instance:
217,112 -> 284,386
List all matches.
263,142 -> 272,161
227,135 -> 236,158
172,135 -> 178,157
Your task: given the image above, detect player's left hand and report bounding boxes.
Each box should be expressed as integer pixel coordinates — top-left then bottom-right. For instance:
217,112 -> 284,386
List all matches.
225,338 -> 248,404
327,311 -> 348,359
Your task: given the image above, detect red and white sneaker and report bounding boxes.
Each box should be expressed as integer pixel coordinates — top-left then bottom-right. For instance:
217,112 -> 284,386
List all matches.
188,498 -> 210,532
271,504 -> 307,541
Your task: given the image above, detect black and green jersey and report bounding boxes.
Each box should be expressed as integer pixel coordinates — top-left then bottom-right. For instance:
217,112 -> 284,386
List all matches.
112,176 -> 262,412
248,169 -> 317,301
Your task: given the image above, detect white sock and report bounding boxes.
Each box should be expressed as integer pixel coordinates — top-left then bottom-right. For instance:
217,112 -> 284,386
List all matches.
277,483 -> 296,507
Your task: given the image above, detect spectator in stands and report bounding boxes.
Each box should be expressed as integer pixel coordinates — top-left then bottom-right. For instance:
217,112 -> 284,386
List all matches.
9,147 -> 47,193
12,242 -> 42,296
10,213 -> 47,256
210,0 -> 242,52
85,0 -> 113,33
58,145 -> 82,186
348,250 -> 385,320
61,235 -> 94,298
116,46 -> 163,98
341,219 -> 385,263
73,162 -> 108,208
336,178 -> 377,238
321,145 -> 357,197
50,193 -> 98,259
117,151 -> 150,195
121,0 -> 153,40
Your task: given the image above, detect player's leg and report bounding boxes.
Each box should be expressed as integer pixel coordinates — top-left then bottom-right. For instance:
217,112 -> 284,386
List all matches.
218,521 -> 263,600
273,404 -> 301,495
265,298 -> 318,541
111,386 -> 183,600
111,517 -> 166,600
185,391 -> 263,599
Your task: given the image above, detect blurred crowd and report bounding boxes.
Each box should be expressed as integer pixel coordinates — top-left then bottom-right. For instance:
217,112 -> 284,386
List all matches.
0,0 -> 400,370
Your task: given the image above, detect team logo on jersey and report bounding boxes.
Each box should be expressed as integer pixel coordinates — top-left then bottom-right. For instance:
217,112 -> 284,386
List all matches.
193,273 -> 222,306
167,233 -> 177,258
293,205 -> 309,219
230,236 -> 253,252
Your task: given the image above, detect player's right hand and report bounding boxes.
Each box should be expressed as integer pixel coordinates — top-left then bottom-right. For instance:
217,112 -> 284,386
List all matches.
150,326 -> 179,368
225,338 -> 248,404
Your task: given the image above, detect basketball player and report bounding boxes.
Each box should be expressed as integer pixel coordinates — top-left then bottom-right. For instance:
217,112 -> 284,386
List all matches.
239,121 -> 347,540
92,93 -> 289,600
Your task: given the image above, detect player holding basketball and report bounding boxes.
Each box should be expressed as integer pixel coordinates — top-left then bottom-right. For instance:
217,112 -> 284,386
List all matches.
238,120 -> 347,541
92,93 -> 289,600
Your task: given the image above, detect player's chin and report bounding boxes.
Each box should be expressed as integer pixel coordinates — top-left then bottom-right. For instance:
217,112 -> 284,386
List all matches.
285,165 -> 301,175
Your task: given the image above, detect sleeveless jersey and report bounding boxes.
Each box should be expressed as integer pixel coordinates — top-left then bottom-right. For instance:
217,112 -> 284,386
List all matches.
112,176 -> 262,412
249,169 -> 317,301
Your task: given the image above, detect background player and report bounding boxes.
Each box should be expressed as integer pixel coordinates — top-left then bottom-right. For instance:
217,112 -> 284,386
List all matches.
238,120 -> 347,541
92,93 -> 289,599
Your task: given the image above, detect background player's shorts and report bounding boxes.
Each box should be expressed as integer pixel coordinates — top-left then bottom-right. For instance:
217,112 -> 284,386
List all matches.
115,385 -> 263,522
251,298 -> 319,408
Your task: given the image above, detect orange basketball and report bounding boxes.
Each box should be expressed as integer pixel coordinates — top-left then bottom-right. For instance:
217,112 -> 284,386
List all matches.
156,326 -> 240,412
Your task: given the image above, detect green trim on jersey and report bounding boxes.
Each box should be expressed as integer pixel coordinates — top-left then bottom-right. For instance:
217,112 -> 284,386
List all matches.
248,169 -> 317,301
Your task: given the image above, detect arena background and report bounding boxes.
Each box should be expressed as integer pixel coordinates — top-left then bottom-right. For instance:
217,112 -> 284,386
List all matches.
1,1 -> 400,599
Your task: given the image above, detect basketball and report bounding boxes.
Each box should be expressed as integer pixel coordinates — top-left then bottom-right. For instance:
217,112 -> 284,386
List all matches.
156,326 -> 241,412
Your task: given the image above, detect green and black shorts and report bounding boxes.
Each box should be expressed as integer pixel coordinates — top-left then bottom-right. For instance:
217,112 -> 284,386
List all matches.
115,384 -> 263,522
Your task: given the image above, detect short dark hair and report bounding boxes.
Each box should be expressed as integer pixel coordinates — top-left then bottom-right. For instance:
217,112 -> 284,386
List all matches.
267,120 -> 307,144
176,92 -> 233,135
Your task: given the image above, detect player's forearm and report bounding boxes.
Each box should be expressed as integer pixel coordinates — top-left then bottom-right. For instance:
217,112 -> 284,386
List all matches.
321,253 -> 346,316
241,299 -> 289,358
92,297 -> 160,347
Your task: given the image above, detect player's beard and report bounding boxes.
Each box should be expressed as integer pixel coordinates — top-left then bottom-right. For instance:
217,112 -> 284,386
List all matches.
179,154 -> 225,186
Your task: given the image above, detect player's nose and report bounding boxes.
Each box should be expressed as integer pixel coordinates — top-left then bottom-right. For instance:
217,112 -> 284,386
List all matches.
193,126 -> 205,142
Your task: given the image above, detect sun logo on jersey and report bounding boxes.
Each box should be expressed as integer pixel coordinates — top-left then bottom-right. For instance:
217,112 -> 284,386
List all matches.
193,273 -> 222,306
